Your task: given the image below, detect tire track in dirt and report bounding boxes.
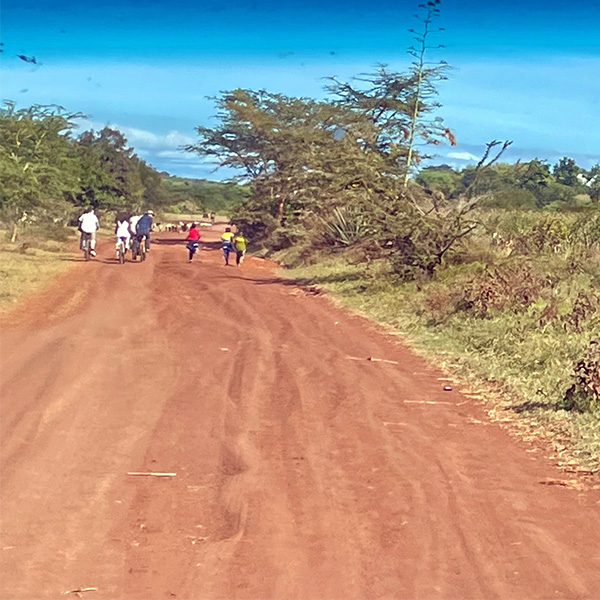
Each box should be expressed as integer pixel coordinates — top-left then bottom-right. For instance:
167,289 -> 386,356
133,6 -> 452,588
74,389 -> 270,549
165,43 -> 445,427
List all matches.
1,231 -> 600,599
0,250 -> 178,599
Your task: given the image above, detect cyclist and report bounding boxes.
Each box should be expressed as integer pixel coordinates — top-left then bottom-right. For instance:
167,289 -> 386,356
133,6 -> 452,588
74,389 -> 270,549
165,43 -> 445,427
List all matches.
233,231 -> 247,266
129,214 -> 142,237
185,222 -> 201,262
78,207 -> 99,257
220,227 -> 235,266
135,210 -> 154,253
115,215 -> 131,259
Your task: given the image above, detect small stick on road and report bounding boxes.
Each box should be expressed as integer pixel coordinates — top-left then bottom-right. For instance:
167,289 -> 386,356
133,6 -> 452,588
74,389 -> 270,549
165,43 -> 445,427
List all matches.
63,587 -> 97,598
127,472 -> 177,477
403,400 -> 453,406
368,356 -> 399,364
346,356 -> 399,365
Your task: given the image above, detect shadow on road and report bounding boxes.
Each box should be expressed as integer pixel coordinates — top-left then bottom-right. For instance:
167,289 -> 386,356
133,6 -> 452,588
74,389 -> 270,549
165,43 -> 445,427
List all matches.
506,400 -> 557,413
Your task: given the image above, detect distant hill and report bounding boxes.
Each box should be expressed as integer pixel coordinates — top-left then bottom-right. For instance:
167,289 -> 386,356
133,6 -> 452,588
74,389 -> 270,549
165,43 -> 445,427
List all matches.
161,175 -> 249,214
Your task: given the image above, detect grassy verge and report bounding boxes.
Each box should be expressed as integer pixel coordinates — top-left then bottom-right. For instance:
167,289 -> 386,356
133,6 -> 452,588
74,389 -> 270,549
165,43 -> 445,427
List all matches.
0,230 -> 79,313
277,250 -> 599,474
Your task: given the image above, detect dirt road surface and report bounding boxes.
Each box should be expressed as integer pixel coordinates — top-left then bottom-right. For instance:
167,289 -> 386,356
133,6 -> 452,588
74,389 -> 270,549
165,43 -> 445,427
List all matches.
1,227 -> 600,600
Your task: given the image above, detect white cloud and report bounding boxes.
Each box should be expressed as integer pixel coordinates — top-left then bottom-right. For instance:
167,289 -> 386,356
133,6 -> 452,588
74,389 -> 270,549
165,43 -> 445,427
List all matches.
157,150 -> 198,160
447,151 -> 479,161
114,125 -> 195,150
76,119 -> 195,152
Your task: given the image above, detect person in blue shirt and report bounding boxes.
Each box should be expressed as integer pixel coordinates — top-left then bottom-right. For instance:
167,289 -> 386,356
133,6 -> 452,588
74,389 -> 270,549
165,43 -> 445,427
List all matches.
135,210 -> 154,252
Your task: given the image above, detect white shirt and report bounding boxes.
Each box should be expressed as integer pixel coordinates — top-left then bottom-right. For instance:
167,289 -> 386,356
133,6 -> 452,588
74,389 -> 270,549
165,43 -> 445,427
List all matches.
130,215 -> 141,234
116,220 -> 130,238
79,211 -> 99,233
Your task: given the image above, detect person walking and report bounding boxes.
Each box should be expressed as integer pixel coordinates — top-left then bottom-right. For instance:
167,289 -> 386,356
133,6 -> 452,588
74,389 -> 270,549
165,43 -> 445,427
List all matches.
233,231 -> 247,266
185,223 -> 201,262
220,227 -> 235,266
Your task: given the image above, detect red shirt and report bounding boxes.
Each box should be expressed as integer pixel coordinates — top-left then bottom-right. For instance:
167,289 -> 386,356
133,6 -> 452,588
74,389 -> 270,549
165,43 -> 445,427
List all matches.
186,229 -> 200,241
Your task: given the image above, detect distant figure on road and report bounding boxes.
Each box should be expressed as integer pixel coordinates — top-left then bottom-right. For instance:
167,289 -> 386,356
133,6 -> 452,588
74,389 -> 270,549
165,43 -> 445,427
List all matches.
210,212 -> 216,225
233,232 -> 247,266
220,227 -> 235,266
78,207 -> 99,257
185,223 -> 201,263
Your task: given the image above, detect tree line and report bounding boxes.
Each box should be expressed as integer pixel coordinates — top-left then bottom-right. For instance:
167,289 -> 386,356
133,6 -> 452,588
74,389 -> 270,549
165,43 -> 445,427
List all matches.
417,158 -> 599,210
0,101 -> 170,241
162,176 -> 249,214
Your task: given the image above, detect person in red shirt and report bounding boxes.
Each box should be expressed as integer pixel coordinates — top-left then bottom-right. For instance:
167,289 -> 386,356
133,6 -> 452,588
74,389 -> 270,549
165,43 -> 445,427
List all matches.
186,223 -> 201,262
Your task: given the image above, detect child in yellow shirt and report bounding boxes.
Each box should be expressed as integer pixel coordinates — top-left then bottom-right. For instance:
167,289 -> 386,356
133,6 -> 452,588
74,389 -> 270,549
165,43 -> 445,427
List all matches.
220,227 -> 235,266
234,233 -> 247,266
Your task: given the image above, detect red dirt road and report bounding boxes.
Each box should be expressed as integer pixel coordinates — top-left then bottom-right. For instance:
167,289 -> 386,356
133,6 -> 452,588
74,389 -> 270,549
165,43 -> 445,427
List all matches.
1,228 -> 600,600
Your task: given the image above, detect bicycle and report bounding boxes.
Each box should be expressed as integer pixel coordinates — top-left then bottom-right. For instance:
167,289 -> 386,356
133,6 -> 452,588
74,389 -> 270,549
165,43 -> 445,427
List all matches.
116,236 -> 128,264
131,234 -> 147,262
80,232 -> 92,261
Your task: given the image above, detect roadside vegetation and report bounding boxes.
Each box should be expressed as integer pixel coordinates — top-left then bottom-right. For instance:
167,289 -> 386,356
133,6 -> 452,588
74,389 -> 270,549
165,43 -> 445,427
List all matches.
0,102 -> 246,303
0,231 -> 76,311
183,0 -> 599,470
277,209 -> 599,472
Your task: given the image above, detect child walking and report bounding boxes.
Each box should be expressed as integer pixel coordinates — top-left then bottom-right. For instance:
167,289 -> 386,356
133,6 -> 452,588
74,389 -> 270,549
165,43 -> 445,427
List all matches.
233,232 -> 247,266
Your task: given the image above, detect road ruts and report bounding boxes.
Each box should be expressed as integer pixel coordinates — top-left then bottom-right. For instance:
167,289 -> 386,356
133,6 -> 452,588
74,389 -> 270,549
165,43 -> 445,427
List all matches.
1,228 -> 599,600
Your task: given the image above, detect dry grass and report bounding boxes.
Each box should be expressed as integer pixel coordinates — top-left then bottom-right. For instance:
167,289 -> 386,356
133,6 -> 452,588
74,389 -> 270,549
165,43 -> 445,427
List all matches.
0,235 -> 76,312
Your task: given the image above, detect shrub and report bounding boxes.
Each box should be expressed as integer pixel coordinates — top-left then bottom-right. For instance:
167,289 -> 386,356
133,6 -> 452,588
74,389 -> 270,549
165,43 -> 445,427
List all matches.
559,340 -> 600,412
456,264 -> 553,318
562,290 -> 599,333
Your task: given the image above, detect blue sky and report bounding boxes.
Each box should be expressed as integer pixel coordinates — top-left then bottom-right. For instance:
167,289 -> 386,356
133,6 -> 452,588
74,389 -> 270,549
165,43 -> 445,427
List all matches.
1,0 -> 599,179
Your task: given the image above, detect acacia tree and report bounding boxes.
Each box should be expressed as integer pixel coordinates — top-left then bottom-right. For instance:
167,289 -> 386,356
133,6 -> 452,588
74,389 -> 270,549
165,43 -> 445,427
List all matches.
186,89 -> 390,245
0,102 -> 84,240
553,156 -> 582,187
77,127 -> 144,212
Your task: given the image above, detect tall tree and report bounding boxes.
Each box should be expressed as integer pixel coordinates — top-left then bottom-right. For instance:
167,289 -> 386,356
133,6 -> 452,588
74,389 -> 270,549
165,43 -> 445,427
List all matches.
77,127 -> 144,212
0,102 -> 83,240
553,156 -> 582,187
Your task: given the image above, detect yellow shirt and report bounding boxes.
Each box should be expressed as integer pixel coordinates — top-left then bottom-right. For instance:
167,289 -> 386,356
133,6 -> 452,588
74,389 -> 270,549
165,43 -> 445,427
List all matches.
234,235 -> 247,251
221,231 -> 234,246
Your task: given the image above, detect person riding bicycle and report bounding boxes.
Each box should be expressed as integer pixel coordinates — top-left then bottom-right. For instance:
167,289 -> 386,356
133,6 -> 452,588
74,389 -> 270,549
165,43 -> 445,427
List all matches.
114,214 -> 131,259
129,214 -> 142,236
135,210 -> 154,253
185,222 -> 201,263
78,207 -> 99,257
220,227 -> 235,266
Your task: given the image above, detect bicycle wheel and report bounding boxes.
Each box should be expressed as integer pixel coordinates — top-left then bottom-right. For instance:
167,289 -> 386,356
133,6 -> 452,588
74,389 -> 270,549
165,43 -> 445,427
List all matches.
139,243 -> 146,262
83,239 -> 90,261
118,244 -> 125,264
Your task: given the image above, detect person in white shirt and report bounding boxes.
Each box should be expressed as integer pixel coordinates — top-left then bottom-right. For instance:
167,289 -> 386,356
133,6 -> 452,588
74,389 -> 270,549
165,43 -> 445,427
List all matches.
129,214 -> 142,236
115,218 -> 131,258
78,207 -> 99,257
